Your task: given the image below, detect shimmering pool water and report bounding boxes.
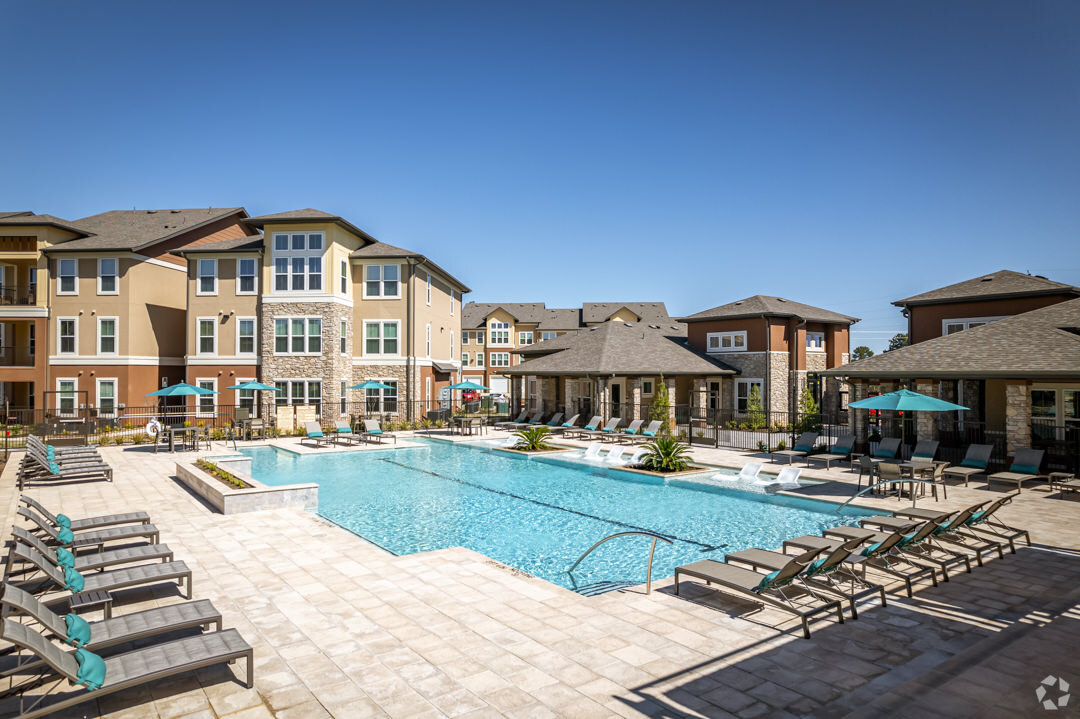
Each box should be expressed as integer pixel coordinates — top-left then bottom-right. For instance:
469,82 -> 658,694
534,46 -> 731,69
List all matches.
240,439 -> 871,593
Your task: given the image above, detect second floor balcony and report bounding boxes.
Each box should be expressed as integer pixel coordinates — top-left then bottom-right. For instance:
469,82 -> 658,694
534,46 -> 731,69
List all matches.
0,284 -> 37,306
0,345 -> 36,367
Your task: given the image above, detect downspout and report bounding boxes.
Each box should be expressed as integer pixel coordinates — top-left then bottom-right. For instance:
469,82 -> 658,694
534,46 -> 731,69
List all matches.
406,258 -> 416,424
43,254 -> 50,412
764,317 -> 771,415
792,317 -> 807,417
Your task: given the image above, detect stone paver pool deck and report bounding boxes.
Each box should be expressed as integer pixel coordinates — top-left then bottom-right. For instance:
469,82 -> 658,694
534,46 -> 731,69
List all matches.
2,432 -> 1079,718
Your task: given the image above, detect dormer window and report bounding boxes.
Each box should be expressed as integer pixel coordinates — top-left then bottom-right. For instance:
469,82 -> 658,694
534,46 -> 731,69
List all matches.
272,232 -> 323,292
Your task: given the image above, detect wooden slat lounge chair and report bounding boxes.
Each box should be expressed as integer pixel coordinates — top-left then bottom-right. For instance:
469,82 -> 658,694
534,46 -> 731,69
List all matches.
12,543 -> 193,600
17,507 -> 160,550
363,420 -> 397,444
674,546 -> 844,639
770,433 -> 820,465
987,448 -> 1046,492
9,527 -> 173,575
807,435 -> 855,469
300,421 -> 331,448
0,618 -> 252,719
941,444 -> 994,487
19,495 -> 150,532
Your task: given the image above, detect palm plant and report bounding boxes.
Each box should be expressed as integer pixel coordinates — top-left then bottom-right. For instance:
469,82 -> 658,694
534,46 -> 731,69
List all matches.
640,436 -> 691,472
513,425 -> 553,451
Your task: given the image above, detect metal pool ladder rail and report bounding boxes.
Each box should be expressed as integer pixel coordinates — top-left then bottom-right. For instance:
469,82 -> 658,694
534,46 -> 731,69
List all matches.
568,531 -> 674,594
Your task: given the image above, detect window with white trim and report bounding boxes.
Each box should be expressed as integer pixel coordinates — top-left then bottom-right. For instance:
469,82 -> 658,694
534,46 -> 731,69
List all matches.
462,331 -> 470,345
943,316 -> 1006,335
363,264 -> 400,298
237,258 -> 257,294
340,260 -> 348,295
340,320 -> 347,355
237,317 -> 256,355
57,259 -> 77,295
518,331 -> 533,346
56,379 -> 77,415
97,317 -> 117,355
806,331 -> 825,351
475,351 -> 484,367
236,378 -> 256,412
736,378 -> 764,413
706,331 -> 747,352
426,324 -> 431,357
450,289 -> 454,315
489,322 -> 510,346
426,273 -> 431,305
642,379 -> 654,395
197,259 -> 217,295
197,318 -> 216,355
476,331 -> 485,345
450,330 -> 454,360
363,380 -> 397,413
364,321 -> 399,356
462,352 -> 470,367
340,380 -> 348,415
272,232 -> 323,292
490,352 -> 510,367
274,317 -> 322,354
197,378 -> 216,416
541,331 -> 557,341
274,379 -> 322,413
96,378 -> 117,416
58,318 -> 77,355
97,258 -> 118,295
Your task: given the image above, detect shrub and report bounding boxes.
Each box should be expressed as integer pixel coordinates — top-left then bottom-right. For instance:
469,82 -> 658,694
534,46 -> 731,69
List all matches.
795,387 -> 823,433
757,440 -> 767,453
775,440 -> 787,451
648,376 -> 671,436
513,426 -> 553,451
640,437 -> 691,472
745,385 -> 766,429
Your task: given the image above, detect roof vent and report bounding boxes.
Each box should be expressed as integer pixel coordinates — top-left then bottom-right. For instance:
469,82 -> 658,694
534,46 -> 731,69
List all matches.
171,210 -> 181,214
734,301 -> 742,305
649,324 -> 659,329
624,322 -> 633,327
980,277 -> 993,282
146,210 -> 157,214
777,298 -> 787,302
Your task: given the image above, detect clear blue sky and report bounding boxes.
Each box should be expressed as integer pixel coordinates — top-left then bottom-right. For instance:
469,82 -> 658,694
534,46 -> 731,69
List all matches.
3,1 -> 1078,352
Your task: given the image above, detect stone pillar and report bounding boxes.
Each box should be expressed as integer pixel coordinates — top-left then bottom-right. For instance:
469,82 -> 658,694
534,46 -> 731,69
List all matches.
596,377 -> 610,419
878,381 -> 899,439
915,380 -> 938,441
629,378 -> 642,421
564,378 -> 575,418
851,381 -> 870,452
542,376 -> 557,415
1005,381 -> 1031,454
939,380 -> 958,433
665,377 -> 677,434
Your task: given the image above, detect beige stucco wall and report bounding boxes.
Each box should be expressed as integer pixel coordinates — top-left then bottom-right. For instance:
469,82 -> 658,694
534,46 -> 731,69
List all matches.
186,253 -> 261,358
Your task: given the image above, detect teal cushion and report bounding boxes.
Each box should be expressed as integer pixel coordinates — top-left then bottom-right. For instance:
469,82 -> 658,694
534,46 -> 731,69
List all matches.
643,430 -> 656,436
561,422 -> 573,427
913,452 -> 932,460
961,458 -> 987,469
861,541 -> 883,557
75,648 -> 106,690
626,428 -> 638,434
585,425 -> 597,431
876,448 -> 896,458
1012,463 -> 1038,475
63,566 -> 85,592
49,462 -> 61,475
805,557 -> 829,576
55,547 -> 75,570
899,530 -> 919,545
756,569 -> 781,591
308,431 -> 324,438
65,613 -> 92,648
336,428 -> 352,434
55,513 -> 72,529
969,510 -> 987,525
601,428 -> 613,433
794,444 -> 813,453
58,527 -> 75,546
369,429 -> 382,435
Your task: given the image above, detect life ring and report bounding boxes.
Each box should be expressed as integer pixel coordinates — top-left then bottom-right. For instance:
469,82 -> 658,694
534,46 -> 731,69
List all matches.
146,419 -> 163,438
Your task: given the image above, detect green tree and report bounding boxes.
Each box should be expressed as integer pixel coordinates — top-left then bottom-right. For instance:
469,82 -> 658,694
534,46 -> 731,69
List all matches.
745,384 -> 765,429
649,376 -> 671,435
796,386 -> 822,433
886,333 -> 909,352
852,346 -> 874,361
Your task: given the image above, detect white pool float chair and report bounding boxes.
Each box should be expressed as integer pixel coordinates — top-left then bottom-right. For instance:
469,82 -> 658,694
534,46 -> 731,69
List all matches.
605,446 -> 628,464
628,448 -> 647,465
583,443 -> 605,460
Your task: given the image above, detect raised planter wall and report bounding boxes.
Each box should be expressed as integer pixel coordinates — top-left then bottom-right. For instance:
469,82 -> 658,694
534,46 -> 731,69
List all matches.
175,458 -> 318,515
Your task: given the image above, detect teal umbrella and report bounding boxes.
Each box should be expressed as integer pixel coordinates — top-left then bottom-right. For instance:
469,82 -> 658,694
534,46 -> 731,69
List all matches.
225,381 -> 281,392
349,381 -> 396,391
447,381 -> 489,391
849,389 -> 968,458
145,382 -> 216,397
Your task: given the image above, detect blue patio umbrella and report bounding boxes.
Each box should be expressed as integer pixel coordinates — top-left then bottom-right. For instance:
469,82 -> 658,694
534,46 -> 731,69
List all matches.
447,381 -> 489,391
849,389 -> 967,457
145,382 -> 216,397
225,381 -> 281,392
349,381 -> 397,391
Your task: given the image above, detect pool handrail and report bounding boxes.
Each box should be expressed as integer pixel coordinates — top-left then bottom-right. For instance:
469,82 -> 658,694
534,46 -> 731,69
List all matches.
568,531 -> 674,594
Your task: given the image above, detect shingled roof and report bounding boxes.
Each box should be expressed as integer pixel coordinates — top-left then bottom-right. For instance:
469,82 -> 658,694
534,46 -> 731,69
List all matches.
0,212 -> 92,237
462,303 -> 548,328
44,208 -> 245,252
893,270 -> 1080,307
678,295 -> 859,325
504,321 -> 738,377
245,208 -> 376,242
463,302 -> 671,329
581,302 -> 670,324
822,298 -> 1080,379
178,235 -> 265,254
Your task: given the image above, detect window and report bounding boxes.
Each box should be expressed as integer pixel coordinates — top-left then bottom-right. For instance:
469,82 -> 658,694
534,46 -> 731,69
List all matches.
96,379 -> 116,416
426,377 -> 431,405
236,378 -> 256,412
363,264 -> 400,298
197,318 -> 216,355
197,379 -> 216,416
340,260 -> 348,295
364,321 -> 399,356
806,331 -> 825,351
490,352 -> 510,368
426,324 -> 431,356
450,289 -> 454,316
462,332 -> 470,345
197,259 -> 217,295
273,317 -> 322,354
58,259 -> 77,295
97,258 -> 118,295
490,322 -> 510,346
29,324 -> 35,356
642,379 -> 654,395
58,318 -> 77,355
272,232 -> 323,292
706,331 -> 747,353
518,331 -> 533,346
340,380 -> 348,415
942,316 -> 1006,336
237,318 -> 256,355
237,258 -> 257,294
97,317 -> 117,355
426,273 -> 431,305
274,380 -> 322,413
476,331 -> 485,345
56,379 -> 77,415
340,320 -> 347,355
450,330 -> 454,360
363,380 -> 397,413
475,352 -> 484,367
541,331 -> 557,341
462,352 -> 470,367
736,379 -> 764,413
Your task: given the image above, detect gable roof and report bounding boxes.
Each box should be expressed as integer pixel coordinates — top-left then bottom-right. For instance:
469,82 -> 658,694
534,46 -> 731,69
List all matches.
44,208 -> 245,252
462,302 -> 548,328
245,208 -> 375,242
893,270 -> 1080,307
538,308 -> 582,330
822,297 -> 1080,379
178,235 -> 265,255
678,295 -> 859,325
581,302 -> 669,324
0,212 -> 92,237
351,242 -> 470,292
504,321 -> 738,377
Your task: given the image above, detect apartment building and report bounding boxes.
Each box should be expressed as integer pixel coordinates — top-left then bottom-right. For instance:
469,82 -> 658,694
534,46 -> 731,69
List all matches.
461,301 -> 669,395
0,208 -> 250,414
181,209 -> 469,420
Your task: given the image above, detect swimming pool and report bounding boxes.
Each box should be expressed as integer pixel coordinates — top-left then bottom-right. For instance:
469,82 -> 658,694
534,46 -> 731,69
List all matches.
241,439 -> 872,593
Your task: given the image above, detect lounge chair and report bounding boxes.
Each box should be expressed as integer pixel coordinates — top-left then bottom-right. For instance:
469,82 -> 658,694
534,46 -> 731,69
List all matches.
543,412 -> 565,428
18,448 -> 113,490
941,444 -> 994,487
674,546 -> 844,639
507,412 -> 543,430
566,416 -> 602,440
18,507 -> 160,550
495,410 -> 529,429
582,417 -> 622,442
894,501 -> 1006,566
605,446 -> 628,464
618,419 -> 644,443
861,507 -> 984,579
953,491 -> 1030,553
332,421 -> 362,446
300,421 -> 331,448
10,526 -> 174,574
19,495 -> 150,532
549,414 -> 580,434
738,463 -> 763,481
807,435 -> 855,469
0,618 -> 252,719
987,448 -> 1046,492
818,522 -> 940,597
12,542 -> 193,599
363,419 -> 397,444
770,432 -> 819,465
910,440 -> 940,462
853,437 -> 902,465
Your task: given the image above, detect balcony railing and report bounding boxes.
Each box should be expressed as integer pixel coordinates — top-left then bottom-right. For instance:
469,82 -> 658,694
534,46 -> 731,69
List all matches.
0,346 -> 36,367
0,286 -> 37,306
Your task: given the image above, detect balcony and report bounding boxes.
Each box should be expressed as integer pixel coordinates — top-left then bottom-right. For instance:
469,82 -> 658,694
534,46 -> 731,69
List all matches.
0,346 -> 36,367
0,285 -> 37,306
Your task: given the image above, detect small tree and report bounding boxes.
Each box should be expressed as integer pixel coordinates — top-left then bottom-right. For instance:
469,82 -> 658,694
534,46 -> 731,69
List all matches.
745,384 -> 765,429
886,333 -> 909,352
649,376 -> 671,436
796,386 -> 822,433
852,346 -> 874,361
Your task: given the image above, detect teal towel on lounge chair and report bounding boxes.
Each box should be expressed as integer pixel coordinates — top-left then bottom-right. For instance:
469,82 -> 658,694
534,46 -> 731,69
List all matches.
877,448 -> 896,458
1012,464 -> 1038,474
56,547 -> 75,569
63,566 -> 85,592
308,430 -> 324,438
49,462 -> 61,475
65,613 -> 92,648
75,648 -> 106,690
562,422 -> 573,427
961,458 -> 987,469
756,569 -> 781,591
58,527 -> 75,546
626,428 -> 638,435
794,444 -> 813,453
55,513 -> 72,529
369,429 -> 382,435
643,430 -> 656,436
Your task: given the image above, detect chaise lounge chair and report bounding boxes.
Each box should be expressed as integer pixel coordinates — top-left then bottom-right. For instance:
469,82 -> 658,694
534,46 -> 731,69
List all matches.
674,546 -> 844,639
581,417 -> 622,442
910,440 -> 940,462
0,618 -> 252,719
12,543 -> 193,600
941,444 -> 994,487
300,421 -> 331,448
770,432 -> 819,465
363,419 -> 397,444
505,412 -> 543,431
495,410 -> 529,429
817,522 -> 940,596
853,437 -> 902,464
18,507 -> 160,550
332,421 -> 362,446
10,527 -> 174,575
549,414 -> 580,434
617,419 -> 644,443
19,495 -> 149,533
565,416 -> 602,440
807,435 -> 855,469
987,448 -> 1046,492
